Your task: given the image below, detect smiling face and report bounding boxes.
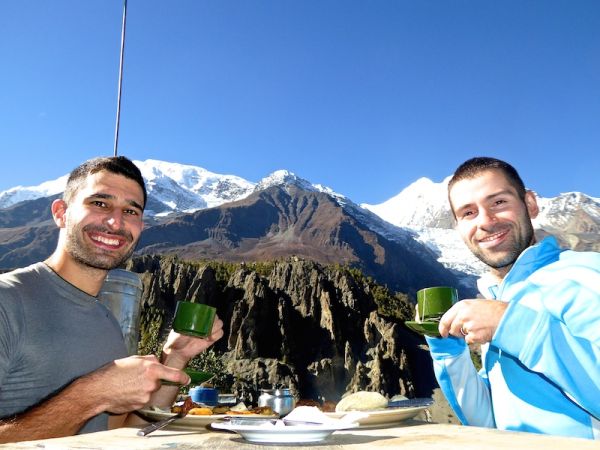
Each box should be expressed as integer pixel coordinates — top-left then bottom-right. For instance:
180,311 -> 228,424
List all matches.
55,170 -> 145,271
449,169 -> 538,278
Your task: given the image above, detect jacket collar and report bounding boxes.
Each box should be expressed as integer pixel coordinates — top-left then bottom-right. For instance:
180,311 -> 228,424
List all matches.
477,236 -> 563,299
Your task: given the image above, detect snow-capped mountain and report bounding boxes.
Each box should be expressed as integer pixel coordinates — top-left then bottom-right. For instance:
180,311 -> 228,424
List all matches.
362,177 -> 454,230
0,160 -> 257,216
533,192 -> 600,231
135,160 -> 255,216
255,169 -> 345,200
0,159 -> 597,287
255,170 -> 478,291
0,175 -> 68,209
362,178 -> 487,279
362,177 -> 600,279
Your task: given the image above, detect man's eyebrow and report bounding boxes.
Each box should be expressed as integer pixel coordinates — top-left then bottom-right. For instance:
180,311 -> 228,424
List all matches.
87,192 -> 144,211
484,189 -> 518,201
453,189 -> 517,214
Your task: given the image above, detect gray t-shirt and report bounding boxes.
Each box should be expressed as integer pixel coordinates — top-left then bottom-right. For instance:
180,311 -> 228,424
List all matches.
0,262 -> 127,434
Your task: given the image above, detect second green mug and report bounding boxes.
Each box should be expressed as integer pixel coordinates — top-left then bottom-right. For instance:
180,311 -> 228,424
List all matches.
416,286 -> 458,322
172,301 -> 217,338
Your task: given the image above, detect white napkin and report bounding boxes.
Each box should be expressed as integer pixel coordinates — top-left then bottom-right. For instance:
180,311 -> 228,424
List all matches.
284,406 -> 366,426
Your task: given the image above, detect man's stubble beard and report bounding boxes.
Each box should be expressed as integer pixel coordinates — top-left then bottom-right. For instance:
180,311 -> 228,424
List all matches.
65,222 -> 137,271
467,213 -> 535,270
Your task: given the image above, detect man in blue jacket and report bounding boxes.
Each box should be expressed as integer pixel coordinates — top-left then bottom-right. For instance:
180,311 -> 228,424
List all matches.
426,156 -> 599,440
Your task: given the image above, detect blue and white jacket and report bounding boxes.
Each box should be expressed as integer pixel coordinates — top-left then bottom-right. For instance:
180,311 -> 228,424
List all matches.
426,236 -> 600,439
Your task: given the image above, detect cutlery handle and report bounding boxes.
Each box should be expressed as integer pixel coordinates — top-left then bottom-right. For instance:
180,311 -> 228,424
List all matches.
137,414 -> 180,436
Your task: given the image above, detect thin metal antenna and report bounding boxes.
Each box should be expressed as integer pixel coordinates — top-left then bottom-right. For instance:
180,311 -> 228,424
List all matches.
113,0 -> 128,157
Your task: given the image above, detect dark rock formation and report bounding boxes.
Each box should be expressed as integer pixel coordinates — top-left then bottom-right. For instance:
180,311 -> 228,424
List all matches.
125,256 -> 437,404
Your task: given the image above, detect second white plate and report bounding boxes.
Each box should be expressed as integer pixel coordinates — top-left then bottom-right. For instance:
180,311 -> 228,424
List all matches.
325,399 -> 433,428
211,420 -> 356,443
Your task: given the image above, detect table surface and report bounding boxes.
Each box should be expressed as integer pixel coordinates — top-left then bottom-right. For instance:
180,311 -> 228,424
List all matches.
3,420 -> 599,449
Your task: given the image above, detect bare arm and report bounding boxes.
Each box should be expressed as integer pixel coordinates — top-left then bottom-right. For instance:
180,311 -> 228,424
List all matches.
0,376 -> 104,443
0,355 -> 189,443
0,318 -> 225,441
123,316 -> 224,427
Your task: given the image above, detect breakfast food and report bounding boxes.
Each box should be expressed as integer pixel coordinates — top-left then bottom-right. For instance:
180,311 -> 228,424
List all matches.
170,400 -> 275,416
321,400 -> 337,412
335,391 -> 388,412
295,399 -> 321,408
188,407 -> 213,415
295,398 -> 338,412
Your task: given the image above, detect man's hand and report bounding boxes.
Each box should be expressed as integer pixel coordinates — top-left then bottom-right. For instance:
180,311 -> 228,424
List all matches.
0,355 -> 189,443
86,355 -> 190,414
438,299 -> 508,344
160,316 -> 225,369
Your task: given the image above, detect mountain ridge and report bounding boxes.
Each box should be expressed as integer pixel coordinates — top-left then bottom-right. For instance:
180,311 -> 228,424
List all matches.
0,159 -> 597,287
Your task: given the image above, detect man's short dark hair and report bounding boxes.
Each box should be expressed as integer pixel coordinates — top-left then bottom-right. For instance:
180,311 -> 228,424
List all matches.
448,157 -> 526,215
63,156 -> 147,209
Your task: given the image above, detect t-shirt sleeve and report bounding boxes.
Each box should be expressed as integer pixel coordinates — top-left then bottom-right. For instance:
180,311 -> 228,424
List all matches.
0,287 -> 23,386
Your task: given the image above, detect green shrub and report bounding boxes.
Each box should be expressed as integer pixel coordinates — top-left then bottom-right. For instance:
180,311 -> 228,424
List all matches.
138,306 -> 164,356
188,349 -> 230,391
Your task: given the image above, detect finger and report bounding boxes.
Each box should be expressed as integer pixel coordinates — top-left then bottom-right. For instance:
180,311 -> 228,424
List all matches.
207,326 -> 224,342
211,317 -> 224,333
438,304 -> 460,337
159,366 -> 191,386
452,320 -> 470,339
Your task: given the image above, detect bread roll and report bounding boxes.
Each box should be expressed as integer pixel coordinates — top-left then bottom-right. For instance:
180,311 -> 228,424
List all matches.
335,391 -> 388,412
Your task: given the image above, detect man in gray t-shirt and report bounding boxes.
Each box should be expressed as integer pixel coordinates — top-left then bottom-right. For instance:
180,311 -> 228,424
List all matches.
0,263 -> 127,434
0,157 -> 224,443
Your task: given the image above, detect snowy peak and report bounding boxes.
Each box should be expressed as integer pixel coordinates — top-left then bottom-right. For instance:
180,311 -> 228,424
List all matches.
533,191 -> 600,234
0,159 -> 256,216
255,170 -> 316,192
254,170 -> 344,199
0,175 -> 68,209
137,159 -> 252,194
134,159 -> 255,215
363,177 -> 600,234
361,177 -> 600,280
362,176 -> 454,229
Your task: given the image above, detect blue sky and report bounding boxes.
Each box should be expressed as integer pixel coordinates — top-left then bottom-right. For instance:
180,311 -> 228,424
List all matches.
1,1 -> 598,204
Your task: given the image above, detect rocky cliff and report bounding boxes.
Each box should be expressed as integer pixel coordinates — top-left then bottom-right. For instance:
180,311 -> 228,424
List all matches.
125,255 -> 439,407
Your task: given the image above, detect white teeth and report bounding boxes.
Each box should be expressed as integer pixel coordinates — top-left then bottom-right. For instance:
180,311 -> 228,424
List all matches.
480,231 -> 505,242
92,235 -> 120,246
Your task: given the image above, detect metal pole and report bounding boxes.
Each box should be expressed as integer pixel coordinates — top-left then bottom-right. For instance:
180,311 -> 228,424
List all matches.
113,0 -> 128,157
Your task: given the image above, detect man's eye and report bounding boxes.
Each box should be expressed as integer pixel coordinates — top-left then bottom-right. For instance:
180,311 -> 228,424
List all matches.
461,210 -> 474,218
92,200 -> 107,208
124,209 -> 139,216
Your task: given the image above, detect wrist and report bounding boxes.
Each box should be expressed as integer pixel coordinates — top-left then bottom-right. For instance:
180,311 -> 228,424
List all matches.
67,373 -> 109,417
159,348 -> 188,369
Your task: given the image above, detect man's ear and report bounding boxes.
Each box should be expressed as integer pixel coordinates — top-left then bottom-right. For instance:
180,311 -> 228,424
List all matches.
51,199 -> 68,228
524,190 -> 539,220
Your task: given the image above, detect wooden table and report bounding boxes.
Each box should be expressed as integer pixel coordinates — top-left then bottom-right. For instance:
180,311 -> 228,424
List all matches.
3,421 -> 599,449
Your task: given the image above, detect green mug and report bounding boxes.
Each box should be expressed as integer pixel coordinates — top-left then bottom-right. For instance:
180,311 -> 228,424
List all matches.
416,286 -> 458,323
172,301 -> 217,338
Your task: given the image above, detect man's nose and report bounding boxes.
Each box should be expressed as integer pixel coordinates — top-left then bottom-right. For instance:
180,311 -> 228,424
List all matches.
105,211 -> 124,229
477,208 -> 497,228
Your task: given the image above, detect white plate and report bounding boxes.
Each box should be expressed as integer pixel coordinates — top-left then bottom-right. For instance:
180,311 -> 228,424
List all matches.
211,420 -> 357,443
326,398 -> 433,429
138,408 -> 277,431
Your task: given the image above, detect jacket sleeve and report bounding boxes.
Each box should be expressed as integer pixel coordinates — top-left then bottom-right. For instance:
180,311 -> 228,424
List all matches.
426,335 -> 495,427
493,253 -> 600,420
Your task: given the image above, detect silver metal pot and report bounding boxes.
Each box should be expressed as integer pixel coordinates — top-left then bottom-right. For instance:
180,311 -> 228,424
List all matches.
258,388 -> 296,416
98,269 -> 143,355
